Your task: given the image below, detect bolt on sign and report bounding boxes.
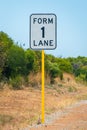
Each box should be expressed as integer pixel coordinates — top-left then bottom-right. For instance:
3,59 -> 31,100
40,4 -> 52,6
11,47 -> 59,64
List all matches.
30,14 -> 57,50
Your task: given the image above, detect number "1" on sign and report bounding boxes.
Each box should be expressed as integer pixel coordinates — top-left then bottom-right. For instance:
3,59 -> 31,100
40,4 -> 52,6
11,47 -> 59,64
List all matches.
41,27 -> 45,38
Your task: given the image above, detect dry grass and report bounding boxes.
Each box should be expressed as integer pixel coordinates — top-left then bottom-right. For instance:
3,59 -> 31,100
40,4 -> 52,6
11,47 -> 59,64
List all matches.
0,88 -> 41,129
28,72 -> 41,88
0,73 -> 87,129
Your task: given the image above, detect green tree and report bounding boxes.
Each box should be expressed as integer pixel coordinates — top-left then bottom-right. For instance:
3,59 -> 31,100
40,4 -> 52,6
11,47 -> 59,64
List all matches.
0,31 -> 13,80
0,42 -> 6,79
45,59 -> 62,83
0,31 -> 13,51
6,45 -> 26,78
25,49 -> 36,74
56,58 -> 73,73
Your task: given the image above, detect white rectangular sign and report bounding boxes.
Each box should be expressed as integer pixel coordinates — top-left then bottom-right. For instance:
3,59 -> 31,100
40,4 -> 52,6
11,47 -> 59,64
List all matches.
30,14 -> 57,50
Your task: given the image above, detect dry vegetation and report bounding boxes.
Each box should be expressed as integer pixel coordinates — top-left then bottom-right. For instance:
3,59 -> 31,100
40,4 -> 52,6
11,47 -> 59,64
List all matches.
0,73 -> 87,130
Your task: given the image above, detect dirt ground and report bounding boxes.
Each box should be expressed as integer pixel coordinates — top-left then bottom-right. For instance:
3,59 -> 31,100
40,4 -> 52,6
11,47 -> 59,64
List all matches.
28,100 -> 87,130
0,73 -> 87,130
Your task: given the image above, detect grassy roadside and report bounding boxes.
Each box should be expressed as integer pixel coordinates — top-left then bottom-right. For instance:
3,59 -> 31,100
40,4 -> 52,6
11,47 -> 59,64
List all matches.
0,85 -> 87,130
0,74 -> 87,130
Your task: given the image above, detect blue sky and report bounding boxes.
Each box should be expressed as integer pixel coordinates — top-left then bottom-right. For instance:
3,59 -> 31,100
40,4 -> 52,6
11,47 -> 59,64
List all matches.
0,0 -> 87,57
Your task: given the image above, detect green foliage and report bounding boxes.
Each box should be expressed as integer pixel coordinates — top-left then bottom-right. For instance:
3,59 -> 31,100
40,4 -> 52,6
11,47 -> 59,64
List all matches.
0,69 -> 2,80
0,42 -> 6,71
45,56 -> 59,74
0,31 -> 13,48
9,76 -> 23,90
58,58 -> 73,73
45,59 -> 62,83
25,50 -> 40,73
0,32 -> 13,80
1,31 -> 87,89
68,56 -> 87,82
25,50 -> 35,72
34,51 -> 41,71
6,44 -> 26,77
49,63 -> 60,78
76,74 -> 87,83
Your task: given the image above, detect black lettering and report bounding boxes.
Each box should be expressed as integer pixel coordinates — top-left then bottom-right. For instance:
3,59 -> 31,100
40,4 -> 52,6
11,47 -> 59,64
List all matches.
41,27 -> 45,38
33,18 -> 37,24
38,40 -> 43,46
38,18 -> 42,24
33,40 -> 37,46
48,18 -> 53,24
44,40 -> 48,46
33,18 -> 53,24
43,18 -> 47,24
49,40 -> 53,46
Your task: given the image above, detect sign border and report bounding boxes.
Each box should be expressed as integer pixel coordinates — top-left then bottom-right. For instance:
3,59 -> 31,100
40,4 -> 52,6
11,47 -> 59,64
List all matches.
30,13 -> 57,50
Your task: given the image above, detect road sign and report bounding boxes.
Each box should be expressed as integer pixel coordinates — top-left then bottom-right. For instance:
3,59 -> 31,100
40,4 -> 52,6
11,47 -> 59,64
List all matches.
30,14 -> 57,50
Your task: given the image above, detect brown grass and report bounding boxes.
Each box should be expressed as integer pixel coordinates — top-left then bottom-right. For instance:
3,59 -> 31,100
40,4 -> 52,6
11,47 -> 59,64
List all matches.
28,72 -> 41,88
0,73 -> 87,130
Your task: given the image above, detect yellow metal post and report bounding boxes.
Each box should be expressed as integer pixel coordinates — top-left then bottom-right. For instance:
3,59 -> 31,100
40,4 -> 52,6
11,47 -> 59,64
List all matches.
42,50 -> 45,123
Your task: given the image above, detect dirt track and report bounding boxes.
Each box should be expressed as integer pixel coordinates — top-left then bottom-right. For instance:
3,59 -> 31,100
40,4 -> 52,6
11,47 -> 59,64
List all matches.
23,100 -> 87,130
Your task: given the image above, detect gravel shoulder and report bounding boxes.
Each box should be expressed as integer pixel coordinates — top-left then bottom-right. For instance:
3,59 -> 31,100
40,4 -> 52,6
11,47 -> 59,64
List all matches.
22,100 -> 87,130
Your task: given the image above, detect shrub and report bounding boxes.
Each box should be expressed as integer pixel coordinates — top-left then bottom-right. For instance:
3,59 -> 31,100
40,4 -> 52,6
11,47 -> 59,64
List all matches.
76,74 -> 86,84
9,76 -> 23,90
